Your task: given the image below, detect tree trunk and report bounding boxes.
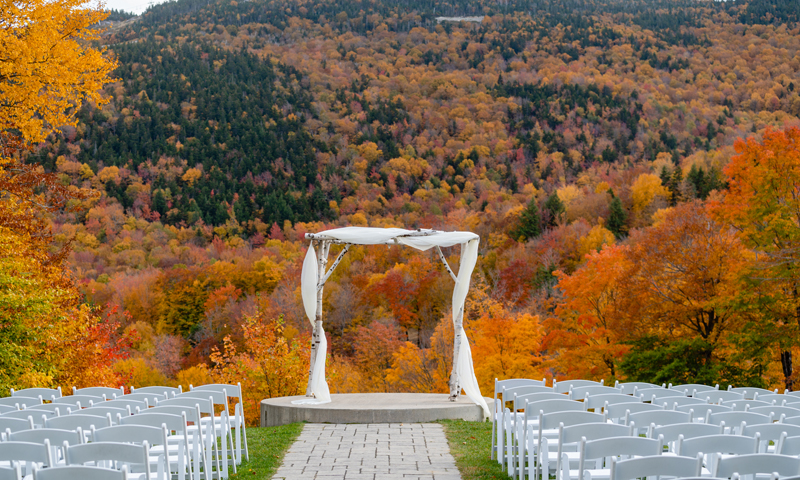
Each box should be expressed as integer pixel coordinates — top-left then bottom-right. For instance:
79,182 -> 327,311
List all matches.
782,350 -> 794,392
448,305 -> 463,401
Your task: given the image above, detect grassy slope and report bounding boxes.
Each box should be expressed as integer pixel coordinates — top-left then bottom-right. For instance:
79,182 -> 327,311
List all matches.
228,423 -> 304,479
439,419 -> 512,480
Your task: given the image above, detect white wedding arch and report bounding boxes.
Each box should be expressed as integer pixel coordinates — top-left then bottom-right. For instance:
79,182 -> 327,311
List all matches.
293,226 -> 490,417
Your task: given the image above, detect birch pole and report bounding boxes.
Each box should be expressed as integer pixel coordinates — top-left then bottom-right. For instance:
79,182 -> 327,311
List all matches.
305,239 -> 329,397
449,305 -> 464,401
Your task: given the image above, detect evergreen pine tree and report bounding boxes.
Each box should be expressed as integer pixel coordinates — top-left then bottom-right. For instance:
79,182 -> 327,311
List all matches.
544,192 -> 565,227
512,197 -> 542,242
607,189 -> 627,238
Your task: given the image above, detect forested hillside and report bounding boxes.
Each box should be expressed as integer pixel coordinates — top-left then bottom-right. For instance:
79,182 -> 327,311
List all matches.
20,0 -> 800,413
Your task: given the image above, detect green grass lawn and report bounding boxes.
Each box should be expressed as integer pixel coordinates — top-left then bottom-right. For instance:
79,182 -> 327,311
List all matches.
439,419 -> 513,480
228,423 -> 303,479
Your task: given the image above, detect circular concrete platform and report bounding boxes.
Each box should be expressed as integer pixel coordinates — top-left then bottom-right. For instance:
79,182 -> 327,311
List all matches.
260,393 -> 488,427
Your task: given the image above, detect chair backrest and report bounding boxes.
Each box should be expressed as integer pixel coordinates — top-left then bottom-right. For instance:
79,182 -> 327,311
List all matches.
0,397 -> 41,408
696,390 -> 745,404
514,392 -> 568,411
72,387 -> 124,399
99,399 -> 147,411
606,402 -> 663,422
0,440 -> 53,468
730,387 -> 777,399
65,441 -> 148,478
0,417 -> 35,433
651,422 -> 722,443
749,405 -> 800,419
24,404 -> 74,415
677,404 -> 731,419
580,436 -> 663,477
584,394 -> 641,411
1,410 -> 52,427
523,399 -> 584,419
116,393 -> 165,405
539,410 -> 605,430
503,385 -> 555,403
678,434 -> 759,457
78,407 -> 129,422
52,395 -> 105,407
616,382 -> 662,395
742,423 -> 800,445
754,393 -> 788,403
33,465 -> 128,480
560,422 -> 631,445
130,386 -> 182,397
670,383 -> 718,393
91,424 -> 166,447
715,454 -> 800,478
706,411 -> 771,427
782,415 -> 800,427
570,385 -> 620,400
657,397 -> 708,409
554,379 -> 603,394
722,400 -> 773,411
779,435 -> 800,455
136,405 -> 201,423
0,463 -> 21,480
637,388 -> 685,400
119,412 -> 186,433
174,390 -> 229,407
495,379 -> 546,397
156,397 -> 214,416
626,410 -> 691,429
0,405 -> 14,414
46,414 -> 111,432
10,388 -> 61,399
8,428 -> 83,447
610,454 -> 702,480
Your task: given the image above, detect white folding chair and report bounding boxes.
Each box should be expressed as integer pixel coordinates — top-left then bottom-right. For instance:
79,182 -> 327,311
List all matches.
1,410 -> 52,428
583,394 -> 641,413
79,407 -> 129,424
120,413 -> 200,480
650,423 -> 722,452
102,400 -> 148,412
554,380 -> 603,395
9,428 -> 84,466
568,436 -> 662,480
696,390 -> 745,404
729,387 -> 778,400
171,392 -> 234,477
65,441 -> 164,480
706,411 -> 772,434
190,383 -> 250,463
135,408 -> 205,480
749,406 -> 800,419
677,403 -> 731,421
625,410 -> 691,436
670,384 -> 719,394
754,393 -> 789,404
52,395 -> 105,408
508,399 -> 582,476
615,382 -> 663,395
10,388 -> 60,400
723,400 -> 773,411
92,425 -> 181,480
156,397 -> 222,480
0,398 -> 41,409
743,424 -> 800,453
495,381 -> 551,464
552,423 -> 632,480
130,387 -> 181,398
0,418 -> 34,435
677,434 -> 759,476
658,397 -> 708,409
527,410 -> 605,480
0,406 -> 15,415
0,441 -> 53,479
715,454 -> 800,480
117,394 -> 166,406
0,463 -> 21,480
637,388 -> 686,402
33,465 -> 128,480
23,403 -> 74,415
610,454 -> 702,480
570,386 -> 620,401
72,388 -> 124,399
606,402 -> 664,424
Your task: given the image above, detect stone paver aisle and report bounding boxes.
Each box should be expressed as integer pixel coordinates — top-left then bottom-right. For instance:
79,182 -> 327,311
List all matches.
272,423 -> 462,480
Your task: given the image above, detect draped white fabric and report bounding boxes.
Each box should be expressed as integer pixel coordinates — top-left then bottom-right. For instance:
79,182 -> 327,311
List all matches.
292,245 -> 332,405
297,227 -> 488,416
453,239 -> 490,418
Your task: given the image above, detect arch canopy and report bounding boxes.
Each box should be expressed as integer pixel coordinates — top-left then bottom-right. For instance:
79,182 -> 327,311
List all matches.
296,227 -> 490,417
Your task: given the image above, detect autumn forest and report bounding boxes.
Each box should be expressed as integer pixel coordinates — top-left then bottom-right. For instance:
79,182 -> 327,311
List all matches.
4,0 -> 800,424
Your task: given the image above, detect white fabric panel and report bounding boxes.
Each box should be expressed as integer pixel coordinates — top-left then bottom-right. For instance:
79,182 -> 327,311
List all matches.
291,326 -> 331,405
300,245 -> 318,328
312,227 -> 479,250
453,239 -> 490,418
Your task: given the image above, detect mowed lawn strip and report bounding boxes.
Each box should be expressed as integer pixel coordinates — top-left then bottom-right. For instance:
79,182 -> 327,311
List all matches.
439,419 -> 513,480
228,422 -> 304,479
